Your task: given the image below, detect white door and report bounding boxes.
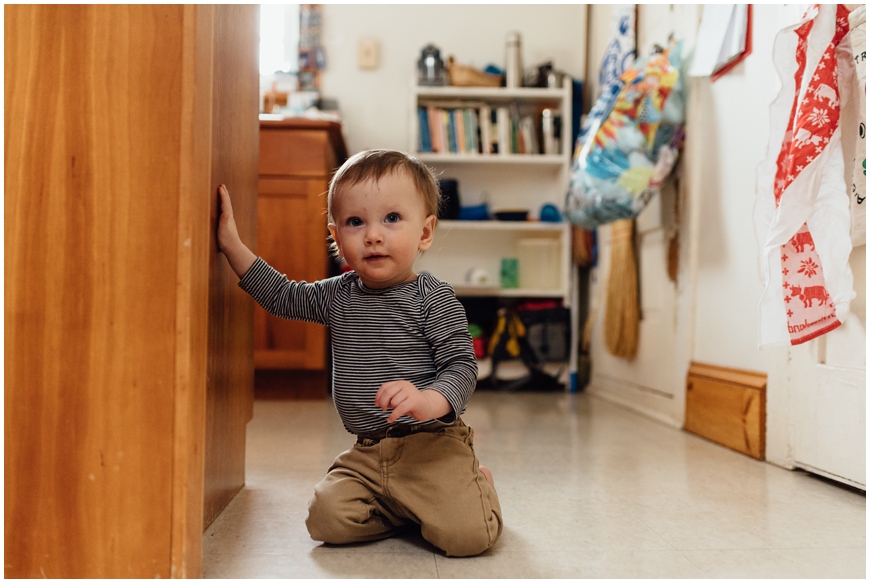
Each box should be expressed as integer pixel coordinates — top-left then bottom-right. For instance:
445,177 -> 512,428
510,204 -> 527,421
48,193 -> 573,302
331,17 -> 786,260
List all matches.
786,245 -> 866,489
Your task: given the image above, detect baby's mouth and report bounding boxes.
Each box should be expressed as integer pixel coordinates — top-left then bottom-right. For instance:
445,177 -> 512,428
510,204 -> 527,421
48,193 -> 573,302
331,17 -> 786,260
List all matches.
365,254 -> 389,261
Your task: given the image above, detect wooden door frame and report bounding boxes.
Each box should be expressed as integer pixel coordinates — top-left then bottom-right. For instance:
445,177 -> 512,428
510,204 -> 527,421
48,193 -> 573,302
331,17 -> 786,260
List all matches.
170,5 -> 215,577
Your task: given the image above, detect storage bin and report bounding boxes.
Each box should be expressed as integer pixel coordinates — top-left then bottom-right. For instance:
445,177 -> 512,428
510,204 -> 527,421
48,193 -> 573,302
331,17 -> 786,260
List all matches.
517,239 -> 561,289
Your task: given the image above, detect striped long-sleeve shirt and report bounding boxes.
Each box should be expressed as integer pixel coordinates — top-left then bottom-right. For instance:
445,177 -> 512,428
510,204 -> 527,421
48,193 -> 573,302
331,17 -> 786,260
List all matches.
239,258 -> 478,435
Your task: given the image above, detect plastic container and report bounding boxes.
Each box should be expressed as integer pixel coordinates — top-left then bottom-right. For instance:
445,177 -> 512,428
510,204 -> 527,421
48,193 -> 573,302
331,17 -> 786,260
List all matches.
517,239 -> 560,290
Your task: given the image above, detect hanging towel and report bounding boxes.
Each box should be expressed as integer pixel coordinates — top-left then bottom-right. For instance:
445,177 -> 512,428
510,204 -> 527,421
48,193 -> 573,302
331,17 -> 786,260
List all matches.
755,4 -> 856,347
846,5 -> 866,245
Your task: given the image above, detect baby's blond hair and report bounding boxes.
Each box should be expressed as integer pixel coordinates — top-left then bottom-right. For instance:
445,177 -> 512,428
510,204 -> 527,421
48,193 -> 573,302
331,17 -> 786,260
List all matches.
327,150 -> 441,257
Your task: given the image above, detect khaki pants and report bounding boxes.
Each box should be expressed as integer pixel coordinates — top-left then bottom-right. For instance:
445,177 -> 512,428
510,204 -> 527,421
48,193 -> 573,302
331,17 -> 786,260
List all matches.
306,418 -> 503,557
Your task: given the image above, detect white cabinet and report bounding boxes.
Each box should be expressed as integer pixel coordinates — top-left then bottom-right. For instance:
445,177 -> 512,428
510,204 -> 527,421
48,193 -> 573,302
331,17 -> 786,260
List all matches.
409,82 -> 574,305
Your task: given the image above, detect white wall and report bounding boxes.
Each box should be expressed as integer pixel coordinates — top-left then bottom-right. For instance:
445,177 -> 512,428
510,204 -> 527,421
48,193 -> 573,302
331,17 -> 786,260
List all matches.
586,4 -> 865,474
688,4 -> 810,373
319,4 -> 587,154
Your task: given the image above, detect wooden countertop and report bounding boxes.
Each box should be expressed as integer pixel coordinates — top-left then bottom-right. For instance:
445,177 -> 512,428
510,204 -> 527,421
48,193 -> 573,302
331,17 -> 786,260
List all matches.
259,115 -> 348,162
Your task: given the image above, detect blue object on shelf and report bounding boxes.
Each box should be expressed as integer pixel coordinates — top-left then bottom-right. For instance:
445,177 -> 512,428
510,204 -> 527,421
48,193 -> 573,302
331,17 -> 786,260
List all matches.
457,203 -> 490,221
539,203 -> 562,223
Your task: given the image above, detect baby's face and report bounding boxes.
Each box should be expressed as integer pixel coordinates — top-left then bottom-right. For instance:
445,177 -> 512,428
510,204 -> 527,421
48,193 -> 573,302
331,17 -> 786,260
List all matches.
328,171 -> 435,289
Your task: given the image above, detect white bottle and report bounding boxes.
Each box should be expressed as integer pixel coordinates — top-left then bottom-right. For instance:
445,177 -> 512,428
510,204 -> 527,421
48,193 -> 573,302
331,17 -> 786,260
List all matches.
505,31 -> 522,88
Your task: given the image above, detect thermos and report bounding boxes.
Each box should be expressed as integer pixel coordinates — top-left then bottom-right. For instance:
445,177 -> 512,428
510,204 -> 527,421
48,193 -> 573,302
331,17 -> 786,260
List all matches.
505,31 -> 523,88
418,44 -> 446,86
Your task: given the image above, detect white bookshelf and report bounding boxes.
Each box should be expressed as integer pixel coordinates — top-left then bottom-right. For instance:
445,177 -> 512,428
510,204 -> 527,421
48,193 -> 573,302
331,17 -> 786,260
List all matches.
416,219 -> 572,304
416,153 -> 565,166
409,81 -> 574,306
414,85 -> 567,102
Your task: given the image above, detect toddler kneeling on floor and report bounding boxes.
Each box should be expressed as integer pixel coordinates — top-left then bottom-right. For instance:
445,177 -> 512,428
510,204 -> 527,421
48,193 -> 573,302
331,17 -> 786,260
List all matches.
216,149 -> 502,557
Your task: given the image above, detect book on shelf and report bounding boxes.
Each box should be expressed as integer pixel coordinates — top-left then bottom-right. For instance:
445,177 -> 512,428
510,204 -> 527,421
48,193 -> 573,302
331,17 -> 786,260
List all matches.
416,100 -> 555,156
426,105 -> 440,152
496,106 -> 510,156
489,108 -> 500,154
541,108 -> 555,155
454,109 -> 465,154
417,108 -> 431,153
445,109 -> 457,153
463,109 -> 476,153
479,105 -> 492,154
520,116 -> 538,155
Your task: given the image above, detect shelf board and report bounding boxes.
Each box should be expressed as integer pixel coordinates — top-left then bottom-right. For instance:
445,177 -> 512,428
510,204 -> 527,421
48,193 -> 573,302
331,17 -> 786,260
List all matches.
415,153 -> 565,165
414,86 -> 568,101
452,285 -> 567,298
475,357 -> 567,382
437,220 -> 567,232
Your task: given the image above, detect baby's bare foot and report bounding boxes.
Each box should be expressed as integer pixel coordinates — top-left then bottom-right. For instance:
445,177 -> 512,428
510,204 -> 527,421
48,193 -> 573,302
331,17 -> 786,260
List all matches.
479,465 -> 494,487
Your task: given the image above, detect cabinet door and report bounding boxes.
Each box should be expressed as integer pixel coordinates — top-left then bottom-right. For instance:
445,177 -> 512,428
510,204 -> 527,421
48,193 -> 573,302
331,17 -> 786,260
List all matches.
255,177 -> 328,369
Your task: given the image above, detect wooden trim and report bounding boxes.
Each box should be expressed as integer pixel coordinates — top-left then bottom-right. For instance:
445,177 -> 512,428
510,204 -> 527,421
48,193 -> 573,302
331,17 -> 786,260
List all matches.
259,119 -> 348,162
687,361 -> 767,391
170,5 -> 213,578
258,177 -> 324,196
685,362 -> 767,460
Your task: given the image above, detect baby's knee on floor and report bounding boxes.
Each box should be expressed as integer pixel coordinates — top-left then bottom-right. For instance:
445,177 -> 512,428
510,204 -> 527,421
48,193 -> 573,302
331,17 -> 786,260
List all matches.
425,523 -> 499,557
306,489 -> 387,544
306,491 -> 353,543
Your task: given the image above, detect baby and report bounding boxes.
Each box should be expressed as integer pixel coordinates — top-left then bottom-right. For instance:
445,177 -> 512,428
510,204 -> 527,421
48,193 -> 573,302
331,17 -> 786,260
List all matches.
217,149 -> 502,557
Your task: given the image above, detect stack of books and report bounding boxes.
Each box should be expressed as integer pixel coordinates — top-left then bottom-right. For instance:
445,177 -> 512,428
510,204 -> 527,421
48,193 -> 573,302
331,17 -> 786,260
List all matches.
418,102 -> 557,156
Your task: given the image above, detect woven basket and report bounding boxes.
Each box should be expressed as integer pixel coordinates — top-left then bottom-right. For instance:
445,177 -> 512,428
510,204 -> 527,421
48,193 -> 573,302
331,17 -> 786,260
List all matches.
447,56 -> 503,87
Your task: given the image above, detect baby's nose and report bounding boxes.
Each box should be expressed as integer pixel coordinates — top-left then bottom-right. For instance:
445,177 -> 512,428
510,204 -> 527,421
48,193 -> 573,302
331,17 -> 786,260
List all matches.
365,226 -> 384,244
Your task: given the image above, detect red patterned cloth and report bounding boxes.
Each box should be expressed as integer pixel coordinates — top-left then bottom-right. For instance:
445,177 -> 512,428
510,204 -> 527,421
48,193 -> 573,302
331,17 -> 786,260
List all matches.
755,4 -> 856,346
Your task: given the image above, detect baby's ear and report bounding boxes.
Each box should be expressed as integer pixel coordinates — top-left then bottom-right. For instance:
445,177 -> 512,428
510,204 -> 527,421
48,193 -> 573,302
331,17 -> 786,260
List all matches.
418,215 -> 436,251
327,223 -> 343,256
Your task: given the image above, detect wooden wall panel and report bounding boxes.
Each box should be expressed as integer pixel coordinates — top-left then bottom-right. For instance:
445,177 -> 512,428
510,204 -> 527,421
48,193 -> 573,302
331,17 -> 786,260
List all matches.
5,5 -> 183,578
202,4 -> 259,531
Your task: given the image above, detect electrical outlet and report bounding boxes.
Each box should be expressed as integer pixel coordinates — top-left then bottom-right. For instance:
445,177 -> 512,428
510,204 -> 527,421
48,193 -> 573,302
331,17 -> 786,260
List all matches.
357,37 -> 379,70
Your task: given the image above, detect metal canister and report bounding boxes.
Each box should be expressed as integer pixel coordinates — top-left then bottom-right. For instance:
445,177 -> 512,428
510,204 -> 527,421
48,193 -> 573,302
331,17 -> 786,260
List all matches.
505,31 -> 523,88
418,44 -> 445,86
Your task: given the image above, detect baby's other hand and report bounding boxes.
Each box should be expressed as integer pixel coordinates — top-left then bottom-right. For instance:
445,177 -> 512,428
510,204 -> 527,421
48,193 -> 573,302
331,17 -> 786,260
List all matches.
375,380 -> 446,424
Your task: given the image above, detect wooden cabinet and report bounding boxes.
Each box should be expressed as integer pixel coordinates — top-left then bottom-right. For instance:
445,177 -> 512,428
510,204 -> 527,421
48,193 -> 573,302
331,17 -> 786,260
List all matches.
256,120 -> 347,371
5,5 -> 258,578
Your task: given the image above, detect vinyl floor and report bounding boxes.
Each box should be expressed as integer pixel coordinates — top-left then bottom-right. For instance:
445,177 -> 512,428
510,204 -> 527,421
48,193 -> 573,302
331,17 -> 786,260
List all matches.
203,391 -> 866,578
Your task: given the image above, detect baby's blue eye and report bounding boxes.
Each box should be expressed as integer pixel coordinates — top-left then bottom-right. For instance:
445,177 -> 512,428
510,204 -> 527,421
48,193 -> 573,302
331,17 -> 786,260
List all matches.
347,217 -> 363,227
385,213 -> 400,223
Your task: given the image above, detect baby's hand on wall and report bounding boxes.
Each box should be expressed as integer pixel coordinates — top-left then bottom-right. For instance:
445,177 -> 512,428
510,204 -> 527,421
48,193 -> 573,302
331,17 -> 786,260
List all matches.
217,184 -> 241,252
215,184 -> 257,279
375,380 -> 450,424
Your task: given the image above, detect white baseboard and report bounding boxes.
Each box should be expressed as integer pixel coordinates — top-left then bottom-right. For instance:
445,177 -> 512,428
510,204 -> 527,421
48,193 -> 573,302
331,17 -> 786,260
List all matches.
587,378 -> 683,429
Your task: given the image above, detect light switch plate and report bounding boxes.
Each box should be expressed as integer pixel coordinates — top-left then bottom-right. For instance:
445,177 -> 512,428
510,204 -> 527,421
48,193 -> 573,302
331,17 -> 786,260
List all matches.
357,37 -> 379,70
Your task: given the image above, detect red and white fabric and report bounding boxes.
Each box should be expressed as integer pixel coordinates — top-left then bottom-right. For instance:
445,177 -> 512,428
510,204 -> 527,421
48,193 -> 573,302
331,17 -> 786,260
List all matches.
846,5 -> 865,245
755,4 -> 856,347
